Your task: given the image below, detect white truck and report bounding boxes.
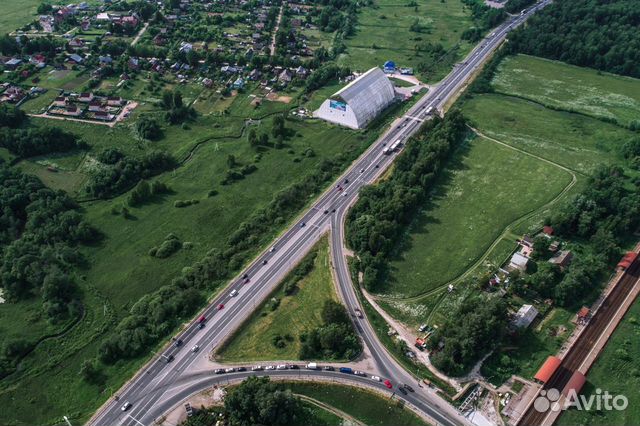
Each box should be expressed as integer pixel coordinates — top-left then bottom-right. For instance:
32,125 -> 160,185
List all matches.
306,362 -> 319,370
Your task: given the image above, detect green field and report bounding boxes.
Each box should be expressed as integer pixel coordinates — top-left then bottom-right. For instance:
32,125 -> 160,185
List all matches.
341,0 -> 475,81
217,237 -> 337,362
463,94 -> 635,175
296,400 -> 342,426
382,136 -> 571,298
557,298 -> 640,426
0,0 -> 42,32
492,54 -> 640,127
286,382 -> 430,426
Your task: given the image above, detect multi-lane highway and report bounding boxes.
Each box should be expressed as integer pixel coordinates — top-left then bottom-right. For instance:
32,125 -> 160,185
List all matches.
89,3 -> 551,425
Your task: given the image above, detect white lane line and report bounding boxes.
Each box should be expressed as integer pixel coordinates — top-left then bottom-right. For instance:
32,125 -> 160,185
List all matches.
127,414 -> 145,426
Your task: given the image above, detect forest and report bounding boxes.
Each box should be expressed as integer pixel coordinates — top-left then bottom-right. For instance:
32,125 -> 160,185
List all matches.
507,0 -> 640,78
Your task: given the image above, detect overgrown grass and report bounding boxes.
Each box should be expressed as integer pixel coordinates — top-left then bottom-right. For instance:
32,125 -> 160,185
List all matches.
342,0 -> 475,82
492,54 -> 640,127
217,237 -> 337,362
383,136 -> 570,298
286,382 -> 430,426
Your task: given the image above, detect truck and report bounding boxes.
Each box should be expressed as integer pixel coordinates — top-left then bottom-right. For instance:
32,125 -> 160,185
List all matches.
306,362 -> 319,370
339,367 -> 353,374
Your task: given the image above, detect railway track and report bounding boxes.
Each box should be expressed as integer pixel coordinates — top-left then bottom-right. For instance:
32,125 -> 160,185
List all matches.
519,259 -> 640,425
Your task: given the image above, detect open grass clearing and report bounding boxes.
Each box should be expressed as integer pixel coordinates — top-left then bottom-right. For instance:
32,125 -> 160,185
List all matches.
217,237 -> 337,362
381,135 -> 571,298
342,0 -> 474,81
492,54 -> 640,128
286,382 -> 430,426
462,94 -> 635,175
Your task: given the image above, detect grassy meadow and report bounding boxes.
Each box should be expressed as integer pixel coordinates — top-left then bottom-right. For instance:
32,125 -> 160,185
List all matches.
217,237 -> 336,362
382,135 -> 571,298
341,0 -> 475,81
493,54 -> 640,127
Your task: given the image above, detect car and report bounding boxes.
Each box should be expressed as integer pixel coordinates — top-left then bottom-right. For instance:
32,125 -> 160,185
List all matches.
237,367 -> 247,372
337,186 -> 343,192
225,368 -> 235,373
251,365 -> 263,371
289,364 -> 300,369
276,364 -> 287,370
323,366 -> 334,371
242,273 -> 249,279
344,178 -> 349,184
371,375 -> 381,381
269,246 -> 275,253
331,208 -> 336,213
300,222 -> 306,227
354,370 -> 366,377
165,354 -> 174,363
198,315 -> 206,324
244,278 -> 250,284
121,402 -> 132,412
191,345 -> 199,353
174,338 -> 183,348
230,289 -> 238,297
262,260 -> 268,265
215,369 -> 225,374
198,322 -> 205,329
218,303 -> 225,310
404,384 -> 415,393
343,192 -> 348,197
384,380 -> 393,389
360,168 -> 365,173
323,209 -> 329,214
398,387 -> 408,395
265,365 -> 275,370
375,164 -> 380,168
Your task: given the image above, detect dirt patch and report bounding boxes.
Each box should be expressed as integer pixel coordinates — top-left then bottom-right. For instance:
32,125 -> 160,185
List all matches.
265,92 -> 292,103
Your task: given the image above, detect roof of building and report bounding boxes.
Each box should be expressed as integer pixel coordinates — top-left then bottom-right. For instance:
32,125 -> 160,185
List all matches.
330,67 -> 395,128
534,356 -> 562,383
543,225 -> 554,235
577,306 -> 590,318
510,252 -> 529,269
618,252 -> 637,269
549,250 -> 573,267
513,304 -> 538,328
562,371 -> 586,396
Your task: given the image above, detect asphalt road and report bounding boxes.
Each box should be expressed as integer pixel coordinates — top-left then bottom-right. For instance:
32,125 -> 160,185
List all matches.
89,4 -> 551,426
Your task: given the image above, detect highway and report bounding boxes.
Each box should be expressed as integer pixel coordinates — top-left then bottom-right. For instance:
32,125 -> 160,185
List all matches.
89,3 -> 551,425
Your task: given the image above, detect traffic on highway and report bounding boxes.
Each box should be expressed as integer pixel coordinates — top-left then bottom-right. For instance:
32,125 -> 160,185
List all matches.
89,3 -> 551,426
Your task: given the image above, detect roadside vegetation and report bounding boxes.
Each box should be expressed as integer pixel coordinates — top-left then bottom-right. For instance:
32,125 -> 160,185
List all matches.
218,238 -> 360,362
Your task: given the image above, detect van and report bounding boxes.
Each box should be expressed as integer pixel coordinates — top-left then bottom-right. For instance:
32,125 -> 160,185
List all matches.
306,362 -> 318,370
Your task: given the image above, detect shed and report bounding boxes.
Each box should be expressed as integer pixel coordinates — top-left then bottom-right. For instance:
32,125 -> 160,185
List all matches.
534,356 -> 562,383
512,304 -> 538,329
509,252 -> 529,272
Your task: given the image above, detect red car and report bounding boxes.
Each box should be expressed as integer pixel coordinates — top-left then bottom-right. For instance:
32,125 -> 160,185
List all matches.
218,304 -> 225,310
198,315 -> 206,323
384,380 -> 393,389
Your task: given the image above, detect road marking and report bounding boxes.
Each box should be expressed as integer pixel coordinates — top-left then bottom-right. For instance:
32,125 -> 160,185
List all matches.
127,414 -> 145,426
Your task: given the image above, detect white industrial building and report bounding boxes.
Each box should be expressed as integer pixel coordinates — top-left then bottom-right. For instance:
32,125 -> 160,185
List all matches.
314,67 -> 395,129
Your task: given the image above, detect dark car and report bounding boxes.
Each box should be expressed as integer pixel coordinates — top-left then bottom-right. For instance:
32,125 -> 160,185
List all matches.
323,366 -> 334,371
331,208 -> 336,213
375,164 -> 380,168
237,367 -> 247,372
289,364 -> 300,369
344,178 -> 349,184
404,384 -> 415,393
198,322 -> 205,329
262,260 -> 268,265
398,387 -> 408,395
215,369 -> 224,374
174,339 -> 183,347
242,273 -> 249,279
324,209 -> 329,214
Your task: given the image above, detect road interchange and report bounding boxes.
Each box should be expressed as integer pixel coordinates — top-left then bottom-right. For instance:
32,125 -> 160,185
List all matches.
89,3 -> 551,425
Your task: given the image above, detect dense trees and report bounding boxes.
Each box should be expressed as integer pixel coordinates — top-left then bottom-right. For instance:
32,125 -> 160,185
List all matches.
506,0 -> 640,78
0,104 -> 26,128
299,300 -> 360,360
0,127 -> 82,158
428,296 -> 508,376
346,111 -> 468,291
86,149 -> 176,198
135,115 -> 163,140
224,377 -> 300,426
160,90 -> 195,124
304,63 -> 351,93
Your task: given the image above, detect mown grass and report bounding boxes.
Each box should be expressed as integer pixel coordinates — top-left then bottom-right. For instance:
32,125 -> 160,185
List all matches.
217,237 -> 337,362
0,0 -> 104,32
383,136 -> 570,298
463,94 -> 635,175
492,54 -> 640,127
556,299 -> 640,426
286,382 -> 430,426
342,0 -> 475,81
296,400 -> 342,426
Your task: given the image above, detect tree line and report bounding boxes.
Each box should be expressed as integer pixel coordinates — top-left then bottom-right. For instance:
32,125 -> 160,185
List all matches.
299,300 -> 360,360
506,0 -> 640,79
346,111 -> 468,292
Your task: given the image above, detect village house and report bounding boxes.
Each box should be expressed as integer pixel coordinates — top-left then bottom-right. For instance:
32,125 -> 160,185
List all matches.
79,92 -> 94,102
88,100 -> 104,112
549,250 -> 573,270
65,105 -> 82,116
107,96 -> 123,106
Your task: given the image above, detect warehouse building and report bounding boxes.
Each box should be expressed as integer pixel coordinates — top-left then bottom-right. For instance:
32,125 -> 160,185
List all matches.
315,67 -> 395,129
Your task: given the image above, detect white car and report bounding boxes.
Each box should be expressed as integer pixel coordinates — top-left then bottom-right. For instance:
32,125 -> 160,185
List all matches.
265,365 -> 275,370
191,345 -> 199,353
269,246 -> 276,253
371,375 -> 381,381
276,364 -> 287,370
252,365 -> 263,371
121,402 -> 132,412
225,367 -> 235,373
230,289 -> 238,297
